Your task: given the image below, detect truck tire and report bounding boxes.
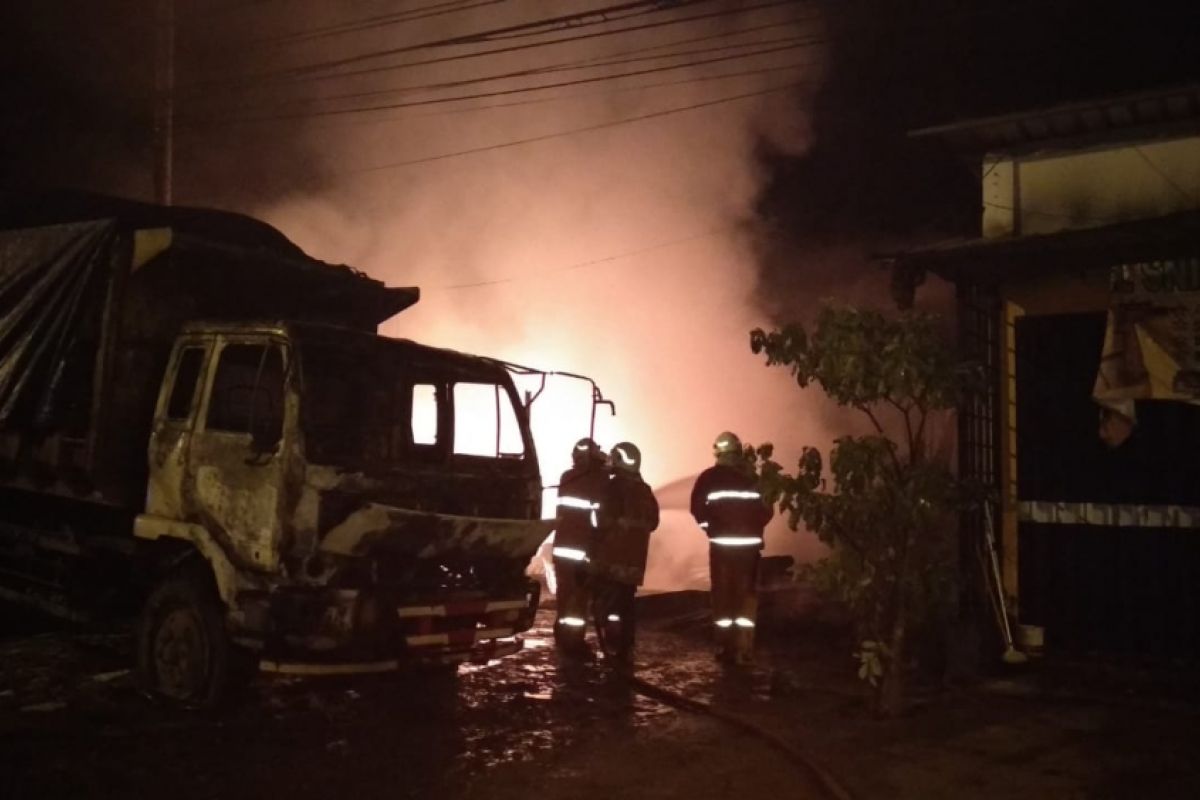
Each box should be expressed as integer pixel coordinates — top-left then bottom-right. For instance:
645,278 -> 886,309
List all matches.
136,563 -> 231,708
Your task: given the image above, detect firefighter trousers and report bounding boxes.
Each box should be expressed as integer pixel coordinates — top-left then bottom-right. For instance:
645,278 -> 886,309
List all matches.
592,578 -> 636,665
553,557 -> 592,654
708,544 -> 760,661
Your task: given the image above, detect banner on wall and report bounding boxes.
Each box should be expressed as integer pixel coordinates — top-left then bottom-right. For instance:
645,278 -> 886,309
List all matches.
1094,257 -> 1200,418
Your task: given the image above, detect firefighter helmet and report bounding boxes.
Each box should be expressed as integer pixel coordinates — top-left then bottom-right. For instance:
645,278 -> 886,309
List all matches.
571,437 -> 603,468
713,431 -> 742,464
611,441 -> 642,475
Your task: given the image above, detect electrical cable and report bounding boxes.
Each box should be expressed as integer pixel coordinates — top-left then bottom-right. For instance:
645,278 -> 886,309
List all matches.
191,41 -> 816,125
319,34 -> 813,105
180,62 -> 812,139
347,80 -> 802,174
293,3 -> 808,87
202,35 -> 821,119
258,0 -> 494,45
558,15 -> 817,68
362,61 -> 815,125
433,228 -> 730,290
281,0 -> 715,77
178,0 -> 798,92
1133,146 -> 1197,206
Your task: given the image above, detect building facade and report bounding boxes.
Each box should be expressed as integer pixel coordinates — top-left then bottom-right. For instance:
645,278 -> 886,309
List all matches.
895,84 -> 1200,659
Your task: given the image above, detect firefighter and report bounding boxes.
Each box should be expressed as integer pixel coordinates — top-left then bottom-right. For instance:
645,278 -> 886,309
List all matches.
591,441 -> 659,667
552,437 -> 609,657
690,431 -> 772,665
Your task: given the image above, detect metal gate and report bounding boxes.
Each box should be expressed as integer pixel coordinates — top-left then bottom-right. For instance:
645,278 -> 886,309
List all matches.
1015,312 -> 1200,660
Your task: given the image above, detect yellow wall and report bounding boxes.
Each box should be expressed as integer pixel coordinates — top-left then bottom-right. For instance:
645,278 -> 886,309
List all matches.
982,135 -> 1200,239
996,270 -> 1111,606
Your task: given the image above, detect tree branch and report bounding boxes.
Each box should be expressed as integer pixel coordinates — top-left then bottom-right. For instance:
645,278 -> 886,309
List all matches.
885,397 -> 916,462
858,403 -> 886,436
913,403 -> 929,464
860,402 -> 906,475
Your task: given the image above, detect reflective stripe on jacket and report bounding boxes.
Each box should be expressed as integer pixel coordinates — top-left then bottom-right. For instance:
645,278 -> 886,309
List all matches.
553,464 -> 610,556
690,464 -> 771,547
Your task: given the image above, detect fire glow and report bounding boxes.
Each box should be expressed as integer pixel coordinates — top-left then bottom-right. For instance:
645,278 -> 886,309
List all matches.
260,1 -> 835,589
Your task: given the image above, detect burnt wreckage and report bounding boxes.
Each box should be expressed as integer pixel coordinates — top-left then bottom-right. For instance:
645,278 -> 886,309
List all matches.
0,194 -> 608,705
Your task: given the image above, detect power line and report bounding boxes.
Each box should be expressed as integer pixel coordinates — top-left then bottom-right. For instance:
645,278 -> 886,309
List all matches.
241,63 -> 816,132
170,65 -> 813,157
280,0 -> 714,78
301,3 -> 808,86
189,62 -> 811,140
564,15 -> 812,66
178,0 -> 799,93
349,80 -> 803,174
1133,146 -> 1197,206
373,61 -> 814,124
190,41 -> 816,125
200,36 -> 820,120
434,227 -> 732,290
315,34 -> 815,105
258,0 -> 497,46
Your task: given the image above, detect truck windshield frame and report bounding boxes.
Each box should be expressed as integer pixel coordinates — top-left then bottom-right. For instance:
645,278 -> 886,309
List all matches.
296,331 -> 534,469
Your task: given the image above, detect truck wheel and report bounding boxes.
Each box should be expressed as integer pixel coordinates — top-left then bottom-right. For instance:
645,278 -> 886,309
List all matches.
136,565 -> 230,708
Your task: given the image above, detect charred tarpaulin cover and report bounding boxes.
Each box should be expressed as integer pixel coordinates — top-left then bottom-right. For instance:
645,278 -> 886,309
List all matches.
0,220 -> 118,428
0,193 -> 419,506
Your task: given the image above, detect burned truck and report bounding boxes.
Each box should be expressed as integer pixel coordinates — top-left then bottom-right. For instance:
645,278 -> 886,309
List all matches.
0,196 -> 557,705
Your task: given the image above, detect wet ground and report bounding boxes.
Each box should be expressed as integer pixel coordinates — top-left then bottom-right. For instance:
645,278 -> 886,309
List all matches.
4,596 -> 1200,799
0,603 -> 826,800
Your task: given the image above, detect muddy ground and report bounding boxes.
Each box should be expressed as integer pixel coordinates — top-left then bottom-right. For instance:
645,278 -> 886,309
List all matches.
0,599 -> 827,800
3,593 -> 1200,800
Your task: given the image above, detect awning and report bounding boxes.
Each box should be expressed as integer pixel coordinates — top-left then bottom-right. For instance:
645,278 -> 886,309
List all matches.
886,213 -> 1200,423
885,210 -> 1200,283
909,83 -> 1200,156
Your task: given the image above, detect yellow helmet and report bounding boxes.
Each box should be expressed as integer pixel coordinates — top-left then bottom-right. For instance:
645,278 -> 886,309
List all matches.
713,431 -> 742,464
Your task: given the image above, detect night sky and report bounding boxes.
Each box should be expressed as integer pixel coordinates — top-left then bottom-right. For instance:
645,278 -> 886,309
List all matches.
3,1 -> 1198,239
756,0 -> 1200,239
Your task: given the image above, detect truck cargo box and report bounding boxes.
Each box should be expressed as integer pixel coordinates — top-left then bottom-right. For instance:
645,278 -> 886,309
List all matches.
0,197 -> 417,510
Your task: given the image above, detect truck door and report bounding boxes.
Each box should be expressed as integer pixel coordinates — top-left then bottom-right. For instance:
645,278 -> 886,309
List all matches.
187,337 -> 291,573
146,339 -> 212,519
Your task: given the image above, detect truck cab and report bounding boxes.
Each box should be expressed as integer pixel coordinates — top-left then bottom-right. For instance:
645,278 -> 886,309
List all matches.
0,202 -> 579,707
134,321 -> 550,700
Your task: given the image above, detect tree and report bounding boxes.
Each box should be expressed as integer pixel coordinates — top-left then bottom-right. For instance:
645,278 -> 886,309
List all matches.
749,304 -> 978,717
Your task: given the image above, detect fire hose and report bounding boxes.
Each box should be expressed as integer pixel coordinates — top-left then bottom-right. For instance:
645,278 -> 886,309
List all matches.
627,675 -> 855,800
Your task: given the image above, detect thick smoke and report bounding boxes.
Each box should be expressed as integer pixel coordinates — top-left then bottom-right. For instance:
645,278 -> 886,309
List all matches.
3,0 -> 844,590
248,1 -> 835,588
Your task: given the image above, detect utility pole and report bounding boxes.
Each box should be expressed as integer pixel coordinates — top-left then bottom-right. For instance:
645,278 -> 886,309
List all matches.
153,0 -> 175,206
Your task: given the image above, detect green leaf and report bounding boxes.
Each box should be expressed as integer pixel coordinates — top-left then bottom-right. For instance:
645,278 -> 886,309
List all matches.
748,302 -> 973,706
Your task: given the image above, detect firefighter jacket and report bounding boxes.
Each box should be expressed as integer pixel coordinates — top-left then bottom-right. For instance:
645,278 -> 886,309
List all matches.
592,473 -> 660,586
690,464 -> 771,548
553,464 -> 610,560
